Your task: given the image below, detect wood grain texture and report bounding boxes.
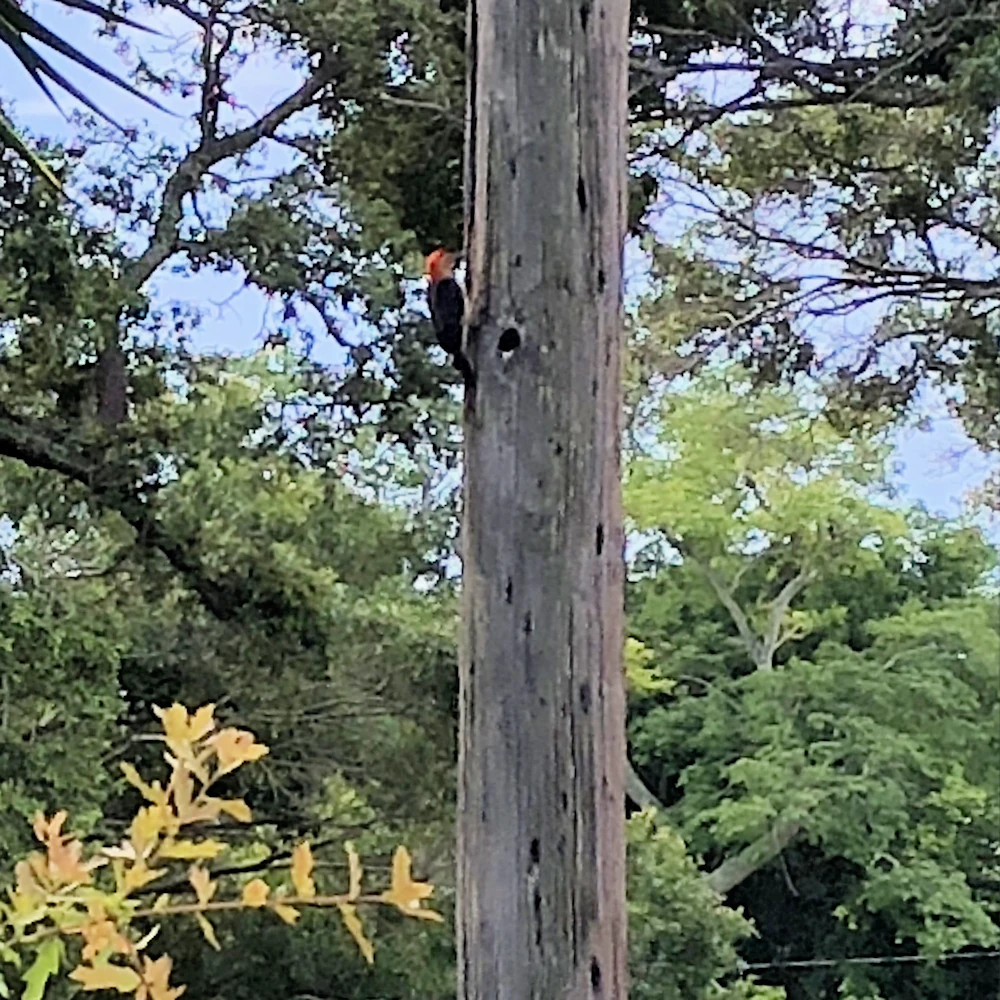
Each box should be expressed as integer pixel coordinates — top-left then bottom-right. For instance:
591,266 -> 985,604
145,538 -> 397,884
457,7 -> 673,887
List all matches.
458,1 -> 630,996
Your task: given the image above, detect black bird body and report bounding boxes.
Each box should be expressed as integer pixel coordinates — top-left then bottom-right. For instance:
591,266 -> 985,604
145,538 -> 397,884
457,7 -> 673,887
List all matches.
428,276 -> 465,356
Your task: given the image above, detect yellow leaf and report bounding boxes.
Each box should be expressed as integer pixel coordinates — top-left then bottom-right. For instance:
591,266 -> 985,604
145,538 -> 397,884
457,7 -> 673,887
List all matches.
154,704 -> 216,747
14,860 -> 44,902
273,905 -> 300,926
208,728 -> 268,776
290,843 -> 315,899
128,805 -> 169,857
336,903 -> 374,964
151,895 -> 171,913
69,964 -> 142,993
121,860 -> 168,893
242,879 -> 269,908
134,926 -> 160,952
188,866 -> 215,905
188,704 -> 217,741
159,839 -> 225,860
139,954 -> 185,1000
345,843 -> 362,901
195,913 -> 220,951
218,799 -> 252,823
120,764 -> 168,806
378,847 -> 443,921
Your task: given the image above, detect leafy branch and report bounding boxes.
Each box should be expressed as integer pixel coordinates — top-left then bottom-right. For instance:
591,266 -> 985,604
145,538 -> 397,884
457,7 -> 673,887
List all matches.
0,703 -> 442,1000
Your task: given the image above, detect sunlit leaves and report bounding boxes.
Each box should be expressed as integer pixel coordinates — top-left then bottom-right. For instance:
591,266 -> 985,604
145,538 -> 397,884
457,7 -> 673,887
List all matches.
291,843 -> 316,900
378,847 -> 443,922
20,939 -> 61,1000
0,703 -> 441,999
241,879 -> 269,908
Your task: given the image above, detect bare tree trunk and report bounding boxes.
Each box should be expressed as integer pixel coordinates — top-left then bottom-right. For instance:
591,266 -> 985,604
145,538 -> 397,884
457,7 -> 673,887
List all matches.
457,0 -> 630,997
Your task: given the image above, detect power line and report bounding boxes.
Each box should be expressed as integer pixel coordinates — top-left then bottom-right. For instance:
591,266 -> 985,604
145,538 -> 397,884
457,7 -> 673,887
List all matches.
738,949 -> 1000,972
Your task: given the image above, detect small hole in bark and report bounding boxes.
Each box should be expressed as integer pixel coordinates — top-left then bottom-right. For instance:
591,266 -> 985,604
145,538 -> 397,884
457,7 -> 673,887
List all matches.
579,682 -> 591,714
577,175 -> 588,213
514,253 -> 522,267
523,613 -> 533,635
595,522 -> 604,554
498,327 -> 521,352
554,442 -> 563,456
533,888 -> 543,945
508,158 -> 517,177
597,268 -> 606,292
505,577 -> 513,604
590,957 -> 602,992
580,2 -> 591,29
561,791 -> 569,810
592,377 -> 599,397
530,838 -> 540,865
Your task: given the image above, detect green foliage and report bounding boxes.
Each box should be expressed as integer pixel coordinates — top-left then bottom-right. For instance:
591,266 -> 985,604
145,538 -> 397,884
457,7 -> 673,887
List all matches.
627,813 -> 784,1000
626,371 -> 999,998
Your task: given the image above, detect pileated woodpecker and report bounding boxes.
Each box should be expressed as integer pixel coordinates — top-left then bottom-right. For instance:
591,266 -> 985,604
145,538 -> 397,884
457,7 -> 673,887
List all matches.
425,248 -> 475,390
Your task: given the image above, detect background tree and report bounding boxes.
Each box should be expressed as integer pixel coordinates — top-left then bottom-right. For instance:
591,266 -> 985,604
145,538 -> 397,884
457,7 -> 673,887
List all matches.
625,371 -> 1000,999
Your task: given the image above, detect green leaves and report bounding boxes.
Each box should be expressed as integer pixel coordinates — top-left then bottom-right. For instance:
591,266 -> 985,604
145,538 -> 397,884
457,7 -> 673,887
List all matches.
20,938 -> 61,1000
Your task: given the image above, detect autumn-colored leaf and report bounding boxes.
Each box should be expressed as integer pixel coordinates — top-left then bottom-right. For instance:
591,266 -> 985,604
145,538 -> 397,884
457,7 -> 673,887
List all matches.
137,954 -> 185,1000
336,902 -> 374,964
69,963 -> 142,994
120,860 -> 168,894
378,847 -> 443,921
218,799 -> 252,823
77,908 -> 132,962
208,728 -> 268,776
187,866 -> 214,906
241,878 -> 269,907
159,838 -> 225,860
196,913 -> 220,951
128,805 -> 170,857
31,812 -> 96,885
155,703 -> 216,749
273,904 -> 300,925
13,859 -> 44,902
120,763 -> 167,807
345,842 -> 364,901
290,843 -> 315,899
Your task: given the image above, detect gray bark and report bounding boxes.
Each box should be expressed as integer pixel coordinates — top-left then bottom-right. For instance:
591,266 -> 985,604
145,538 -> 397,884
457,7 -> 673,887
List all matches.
457,0 -> 630,997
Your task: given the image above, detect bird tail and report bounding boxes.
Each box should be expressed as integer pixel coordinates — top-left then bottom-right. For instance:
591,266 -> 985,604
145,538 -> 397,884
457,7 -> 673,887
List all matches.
451,350 -> 477,393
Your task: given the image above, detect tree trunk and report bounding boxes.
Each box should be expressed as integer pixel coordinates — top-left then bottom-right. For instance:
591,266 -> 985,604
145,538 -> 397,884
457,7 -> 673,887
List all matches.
457,0 -> 630,997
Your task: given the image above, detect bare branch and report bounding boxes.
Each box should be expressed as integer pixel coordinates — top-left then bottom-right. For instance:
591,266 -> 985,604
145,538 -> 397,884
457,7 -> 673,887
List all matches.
759,568 -> 817,669
704,818 -> 802,896
626,757 -> 670,814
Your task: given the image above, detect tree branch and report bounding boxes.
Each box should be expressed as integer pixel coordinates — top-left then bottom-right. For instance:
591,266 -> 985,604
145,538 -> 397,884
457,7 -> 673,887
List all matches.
625,756 -> 670,814
0,409 -> 268,628
704,818 -> 802,896
758,567 -> 817,670
122,56 -> 342,294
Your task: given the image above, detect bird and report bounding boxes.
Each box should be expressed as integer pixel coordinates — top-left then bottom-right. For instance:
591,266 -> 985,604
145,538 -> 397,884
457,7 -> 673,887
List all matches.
425,248 -> 476,390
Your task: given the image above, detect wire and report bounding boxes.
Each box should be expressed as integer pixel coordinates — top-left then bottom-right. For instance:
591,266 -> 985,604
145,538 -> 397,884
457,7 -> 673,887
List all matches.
738,949 -> 1000,972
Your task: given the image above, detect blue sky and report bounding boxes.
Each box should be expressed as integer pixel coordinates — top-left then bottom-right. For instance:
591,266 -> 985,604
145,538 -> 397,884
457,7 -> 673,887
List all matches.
4,2 -> 997,535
